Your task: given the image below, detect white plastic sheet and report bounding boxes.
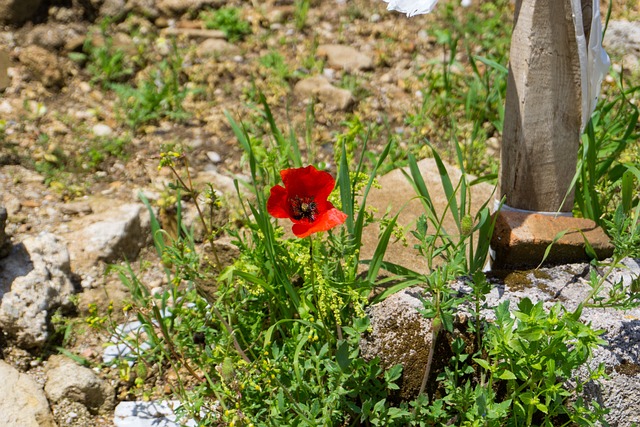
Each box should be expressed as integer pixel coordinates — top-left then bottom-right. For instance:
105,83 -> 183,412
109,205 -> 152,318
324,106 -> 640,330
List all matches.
382,0 -> 439,17
570,0 -> 610,133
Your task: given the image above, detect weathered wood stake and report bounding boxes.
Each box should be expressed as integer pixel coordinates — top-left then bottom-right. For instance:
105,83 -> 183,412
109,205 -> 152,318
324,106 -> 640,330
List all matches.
499,0 -> 591,212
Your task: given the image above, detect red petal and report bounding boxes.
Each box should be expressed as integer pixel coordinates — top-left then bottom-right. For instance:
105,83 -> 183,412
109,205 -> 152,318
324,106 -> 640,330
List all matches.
281,165 -> 335,202
291,207 -> 347,238
267,185 -> 290,218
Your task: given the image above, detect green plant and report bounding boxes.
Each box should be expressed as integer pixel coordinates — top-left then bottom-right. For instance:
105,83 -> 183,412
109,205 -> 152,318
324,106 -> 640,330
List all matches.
201,7 -> 251,42
112,51 -> 189,130
406,0 -> 510,176
85,135 -> 130,170
75,19 -> 134,87
103,98 -> 415,426
258,51 -> 293,87
572,77 -> 640,227
477,298 -> 607,426
294,0 -> 311,31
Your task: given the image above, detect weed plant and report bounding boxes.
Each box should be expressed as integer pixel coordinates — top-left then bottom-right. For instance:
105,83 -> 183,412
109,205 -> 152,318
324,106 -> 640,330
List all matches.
102,93 -> 640,426
112,48 -> 190,130
96,1 -> 640,426
72,19 -> 134,88
201,7 -> 251,42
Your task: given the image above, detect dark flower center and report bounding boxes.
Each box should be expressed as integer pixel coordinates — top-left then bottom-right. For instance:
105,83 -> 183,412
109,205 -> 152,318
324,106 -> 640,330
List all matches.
289,195 -> 318,222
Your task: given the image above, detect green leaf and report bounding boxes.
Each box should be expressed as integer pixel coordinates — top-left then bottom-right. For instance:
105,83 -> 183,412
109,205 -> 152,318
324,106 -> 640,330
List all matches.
536,403 -> 549,414
336,340 -> 350,371
498,369 -> 517,380
430,146 -> 460,230
366,214 -> 399,284
338,142 -> 355,234
621,168 -> 636,215
473,358 -> 492,371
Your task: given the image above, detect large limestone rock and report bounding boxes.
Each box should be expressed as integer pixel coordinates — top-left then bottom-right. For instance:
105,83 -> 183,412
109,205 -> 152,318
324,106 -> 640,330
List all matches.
0,232 -> 76,348
45,355 -> 115,415
363,258 -> 640,426
0,0 -> 43,25
0,360 -> 57,427
361,157 -> 495,274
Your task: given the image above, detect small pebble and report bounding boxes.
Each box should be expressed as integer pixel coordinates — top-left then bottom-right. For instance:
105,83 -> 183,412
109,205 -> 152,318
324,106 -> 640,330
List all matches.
206,151 -> 222,164
92,123 -> 113,137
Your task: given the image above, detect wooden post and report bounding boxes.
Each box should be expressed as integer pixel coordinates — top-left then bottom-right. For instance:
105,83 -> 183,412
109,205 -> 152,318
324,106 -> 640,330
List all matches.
491,0 -> 615,269
499,0 -> 591,212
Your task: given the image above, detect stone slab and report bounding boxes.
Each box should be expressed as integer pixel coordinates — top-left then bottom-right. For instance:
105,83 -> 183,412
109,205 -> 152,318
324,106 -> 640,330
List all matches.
491,210 -> 614,269
361,158 -> 495,274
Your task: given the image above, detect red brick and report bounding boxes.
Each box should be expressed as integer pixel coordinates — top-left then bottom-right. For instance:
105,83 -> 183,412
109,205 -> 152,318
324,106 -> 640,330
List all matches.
491,210 -> 614,269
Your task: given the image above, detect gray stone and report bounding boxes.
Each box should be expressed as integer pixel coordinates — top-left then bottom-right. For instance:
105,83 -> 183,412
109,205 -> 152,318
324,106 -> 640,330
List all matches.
21,23 -> 84,51
45,355 -> 115,415
65,201 -> 144,269
0,48 -> 10,91
0,232 -> 75,348
0,360 -> 57,427
604,20 -> 640,73
0,0 -> 43,26
294,75 -> 355,111
114,400 -> 198,427
604,20 -> 640,56
318,44 -> 374,72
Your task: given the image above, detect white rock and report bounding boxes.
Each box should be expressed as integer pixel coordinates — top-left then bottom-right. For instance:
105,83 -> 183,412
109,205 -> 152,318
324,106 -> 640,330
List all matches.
0,360 -> 56,427
114,400 -> 198,427
92,123 -> 114,137
206,151 -> 222,164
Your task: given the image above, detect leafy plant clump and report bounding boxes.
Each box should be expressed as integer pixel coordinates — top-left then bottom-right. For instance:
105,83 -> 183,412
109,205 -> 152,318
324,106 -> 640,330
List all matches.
201,7 -> 252,42
97,95 -> 639,426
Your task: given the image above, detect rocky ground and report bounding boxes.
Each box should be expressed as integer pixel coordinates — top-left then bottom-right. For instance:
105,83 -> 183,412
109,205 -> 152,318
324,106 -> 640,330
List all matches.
0,0 -> 639,426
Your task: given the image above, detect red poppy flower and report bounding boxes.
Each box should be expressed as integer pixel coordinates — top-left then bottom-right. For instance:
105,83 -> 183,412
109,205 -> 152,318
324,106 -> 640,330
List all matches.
267,165 -> 347,238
